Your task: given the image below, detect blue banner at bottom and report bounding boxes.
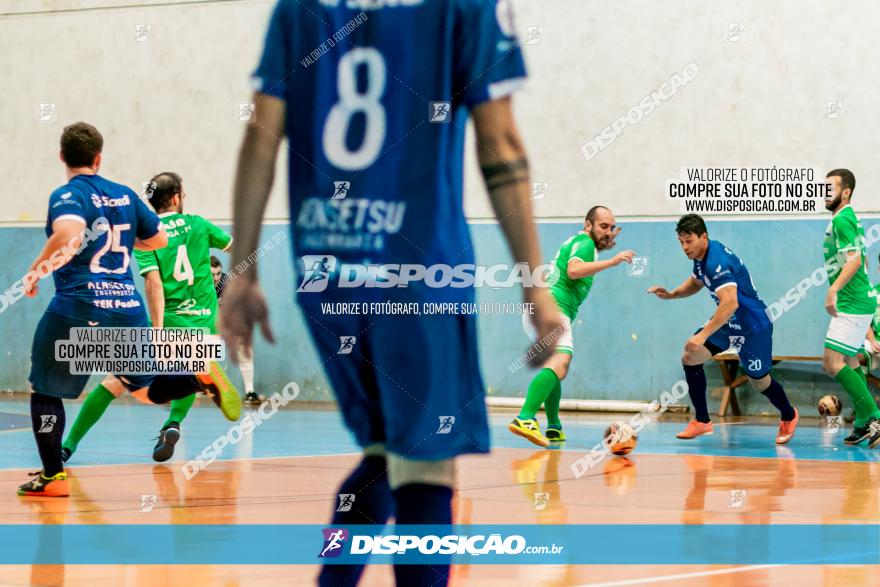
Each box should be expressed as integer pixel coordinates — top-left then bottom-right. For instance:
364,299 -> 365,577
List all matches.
1,524 -> 878,565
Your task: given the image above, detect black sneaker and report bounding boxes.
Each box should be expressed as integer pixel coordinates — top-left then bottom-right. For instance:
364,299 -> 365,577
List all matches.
843,426 -> 869,445
61,446 -> 72,463
867,419 -> 880,449
152,423 -> 181,463
244,392 -> 265,407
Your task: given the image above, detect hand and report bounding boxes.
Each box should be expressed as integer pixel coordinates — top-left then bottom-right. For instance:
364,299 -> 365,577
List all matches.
524,287 -> 565,368
872,340 -> 880,355
613,250 -> 635,266
219,277 -> 275,364
685,332 -> 707,353
824,289 -> 838,317
22,273 -> 38,298
647,285 -> 674,300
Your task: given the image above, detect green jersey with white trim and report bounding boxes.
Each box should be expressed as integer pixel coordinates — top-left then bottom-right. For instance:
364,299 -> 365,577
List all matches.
548,232 -> 597,320
872,283 -> 880,338
134,212 -> 231,329
823,205 -> 876,315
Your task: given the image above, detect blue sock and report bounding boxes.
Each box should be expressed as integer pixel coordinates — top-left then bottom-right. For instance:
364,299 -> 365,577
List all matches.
318,456 -> 392,587
393,483 -> 453,587
761,378 -> 795,421
683,363 -> 710,423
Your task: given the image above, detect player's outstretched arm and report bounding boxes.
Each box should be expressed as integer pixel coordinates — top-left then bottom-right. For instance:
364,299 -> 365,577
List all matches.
222,92 -> 284,362
21,218 -> 88,295
134,231 -> 169,251
647,276 -> 703,300
568,250 -> 635,279
472,97 -> 562,366
825,251 -> 860,317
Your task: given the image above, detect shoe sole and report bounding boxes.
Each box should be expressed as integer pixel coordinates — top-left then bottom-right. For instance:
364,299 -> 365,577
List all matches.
869,434 -> 880,450
844,434 -> 870,445
153,427 -> 181,463
676,430 -> 714,440
198,362 -> 241,421
17,481 -> 69,498
508,422 -> 550,448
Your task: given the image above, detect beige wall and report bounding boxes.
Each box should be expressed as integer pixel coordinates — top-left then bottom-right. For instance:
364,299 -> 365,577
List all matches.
2,0 -> 879,223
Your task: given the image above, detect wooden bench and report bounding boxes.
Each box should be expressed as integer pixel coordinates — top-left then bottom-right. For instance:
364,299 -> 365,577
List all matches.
710,354 -> 880,416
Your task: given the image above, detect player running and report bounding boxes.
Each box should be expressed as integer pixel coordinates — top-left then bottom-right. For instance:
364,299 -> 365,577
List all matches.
60,171 -> 239,464
19,123 -> 238,497
510,205 -> 634,447
820,169 -> 880,447
221,2 -> 562,585
648,214 -> 799,444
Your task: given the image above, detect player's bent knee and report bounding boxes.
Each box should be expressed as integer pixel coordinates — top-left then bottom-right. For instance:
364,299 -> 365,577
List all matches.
387,455 -> 455,490
748,375 -> 771,392
100,375 -> 128,398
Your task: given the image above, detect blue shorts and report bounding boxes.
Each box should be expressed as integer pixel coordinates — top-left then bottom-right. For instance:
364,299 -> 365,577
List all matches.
29,310 -> 154,399
703,324 -> 773,378
301,306 -> 489,461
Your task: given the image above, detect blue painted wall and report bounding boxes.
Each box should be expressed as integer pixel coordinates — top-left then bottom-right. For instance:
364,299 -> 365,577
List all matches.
2,217 -> 877,416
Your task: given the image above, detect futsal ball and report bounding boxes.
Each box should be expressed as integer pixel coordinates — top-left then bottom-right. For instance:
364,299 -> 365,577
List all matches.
817,394 -> 842,416
604,422 -> 638,456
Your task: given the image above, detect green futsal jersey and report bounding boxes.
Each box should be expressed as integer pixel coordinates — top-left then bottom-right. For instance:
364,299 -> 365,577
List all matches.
823,205 -> 876,315
872,284 -> 880,338
548,231 -> 597,320
134,212 -> 232,331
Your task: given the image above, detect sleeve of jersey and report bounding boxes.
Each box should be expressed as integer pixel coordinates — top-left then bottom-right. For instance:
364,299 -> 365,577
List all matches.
569,238 -> 596,263
712,260 -> 737,291
453,0 -> 527,109
133,250 -> 159,275
47,187 -> 88,225
205,219 -> 233,251
134,196 -> 161,241
834,215 -> 860,254
251,0 -> 290,100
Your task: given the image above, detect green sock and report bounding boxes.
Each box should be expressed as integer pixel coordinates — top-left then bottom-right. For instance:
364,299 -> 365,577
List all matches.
519,368 -> 559,421
63,384 -> 116,454
545,380 -> 563,429
854,366 -> 868,423
164,393 -> 196,428
836,365 -> 880,428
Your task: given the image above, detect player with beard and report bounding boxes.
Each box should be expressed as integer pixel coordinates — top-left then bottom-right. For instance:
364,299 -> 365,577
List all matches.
820,169 -> 880,447
509,205 -> 634,447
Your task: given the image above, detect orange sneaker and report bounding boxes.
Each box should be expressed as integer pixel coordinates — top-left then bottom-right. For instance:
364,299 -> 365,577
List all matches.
676,420 -> 714,439
18,471 -> 69,497
197,361 -> 241,422
776,407 -> 799,445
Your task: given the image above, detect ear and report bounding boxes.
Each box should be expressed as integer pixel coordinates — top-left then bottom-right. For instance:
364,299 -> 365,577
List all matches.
59,151 -> 65,164
93,152 -> 102,170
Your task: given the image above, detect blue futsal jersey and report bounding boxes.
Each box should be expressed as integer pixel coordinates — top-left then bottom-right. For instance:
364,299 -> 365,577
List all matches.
253,0 -> 526,302
692,239 -> 771,334
44,174 -> 161,322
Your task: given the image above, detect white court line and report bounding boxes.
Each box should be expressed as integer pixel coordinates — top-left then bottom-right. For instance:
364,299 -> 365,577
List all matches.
577,564 -> 782,586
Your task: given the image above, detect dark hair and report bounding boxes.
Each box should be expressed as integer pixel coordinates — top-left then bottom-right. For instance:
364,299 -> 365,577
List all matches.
60,122 -> 103,168
585,205 -> 609,224
147,171 -> 183,211
827,169 -> 856,195
210,255 -> 222,268
676,214 -> 708,237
